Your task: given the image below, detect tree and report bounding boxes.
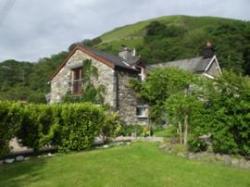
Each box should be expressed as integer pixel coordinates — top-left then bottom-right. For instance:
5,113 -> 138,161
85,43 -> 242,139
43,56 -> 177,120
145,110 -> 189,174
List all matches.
130,68 -> 196,125
203,71 -> 250,155
165,91 -> 203,145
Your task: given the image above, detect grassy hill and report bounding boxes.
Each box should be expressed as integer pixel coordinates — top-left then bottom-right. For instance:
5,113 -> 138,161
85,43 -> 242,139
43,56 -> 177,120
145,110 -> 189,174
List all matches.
1,15 -> 250,102
95,16 -> 250,73
99,15 -> 232,44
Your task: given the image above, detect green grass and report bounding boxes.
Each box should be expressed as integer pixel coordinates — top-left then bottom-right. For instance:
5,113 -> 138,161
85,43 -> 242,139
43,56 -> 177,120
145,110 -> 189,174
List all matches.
99,15 -> 239,44
0,143 -> 249,187
154,125 -> 177,138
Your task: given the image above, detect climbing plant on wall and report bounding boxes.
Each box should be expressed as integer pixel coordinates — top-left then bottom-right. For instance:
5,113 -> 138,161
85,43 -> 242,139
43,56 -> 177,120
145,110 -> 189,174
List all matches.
63,59 -> 105,104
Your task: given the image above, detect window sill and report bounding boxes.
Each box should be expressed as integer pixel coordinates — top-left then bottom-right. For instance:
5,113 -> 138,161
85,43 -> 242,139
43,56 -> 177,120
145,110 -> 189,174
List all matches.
137,116 -> 148,119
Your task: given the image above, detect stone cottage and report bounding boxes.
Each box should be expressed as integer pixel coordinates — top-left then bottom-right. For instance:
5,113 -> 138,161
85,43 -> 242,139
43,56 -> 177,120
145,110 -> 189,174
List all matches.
49,45 -> 148,125
49,43 -> 221,125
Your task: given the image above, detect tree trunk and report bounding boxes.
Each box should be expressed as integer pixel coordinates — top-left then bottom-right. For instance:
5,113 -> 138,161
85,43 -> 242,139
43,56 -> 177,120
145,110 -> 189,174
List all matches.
183,114 -> 188,145
178,122 -> 183,144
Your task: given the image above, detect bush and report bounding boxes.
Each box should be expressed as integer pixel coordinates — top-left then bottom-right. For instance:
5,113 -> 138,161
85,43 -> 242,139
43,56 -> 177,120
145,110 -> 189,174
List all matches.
119,125 -> 146,137
0,101 -> 116,156
188,139 -> 208,152
59,103 -> 105,151
0,101 -> 24,157
101,112 -> 122,142
17,104 -> 57,152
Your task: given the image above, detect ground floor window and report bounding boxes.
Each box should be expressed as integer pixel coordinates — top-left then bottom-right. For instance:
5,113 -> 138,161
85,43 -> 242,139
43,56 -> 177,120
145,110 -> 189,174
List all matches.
136,105 -> 148,118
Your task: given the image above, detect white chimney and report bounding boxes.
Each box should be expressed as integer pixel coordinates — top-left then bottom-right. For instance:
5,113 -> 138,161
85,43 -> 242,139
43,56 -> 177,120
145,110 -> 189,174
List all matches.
132,48 -> 136,56
119,47 -> 132,60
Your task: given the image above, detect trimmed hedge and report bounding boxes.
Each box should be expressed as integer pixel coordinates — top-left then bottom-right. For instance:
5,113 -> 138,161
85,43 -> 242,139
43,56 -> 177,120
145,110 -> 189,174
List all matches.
59,103 -> 105,151
0,101 -> 107,157
0,102 -> 24,157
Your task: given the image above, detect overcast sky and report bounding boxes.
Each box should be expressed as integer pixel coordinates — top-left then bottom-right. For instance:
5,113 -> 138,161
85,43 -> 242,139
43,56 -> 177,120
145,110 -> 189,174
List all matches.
0,0 -> 249,62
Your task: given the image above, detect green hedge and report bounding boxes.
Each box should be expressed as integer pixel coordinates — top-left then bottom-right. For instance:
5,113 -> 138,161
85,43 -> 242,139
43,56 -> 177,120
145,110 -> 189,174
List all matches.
0,102 -> 24,157
59,103 -> 105,151
0,101 -> 108,157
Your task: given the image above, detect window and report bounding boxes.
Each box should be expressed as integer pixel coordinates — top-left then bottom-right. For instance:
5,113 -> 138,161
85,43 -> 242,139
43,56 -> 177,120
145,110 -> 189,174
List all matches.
136,105 -> 148,118
71,67 -> 82,95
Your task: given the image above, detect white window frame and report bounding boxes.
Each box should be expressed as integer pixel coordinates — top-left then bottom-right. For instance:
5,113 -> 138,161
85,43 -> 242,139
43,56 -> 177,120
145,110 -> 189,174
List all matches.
136,105 -> 148,118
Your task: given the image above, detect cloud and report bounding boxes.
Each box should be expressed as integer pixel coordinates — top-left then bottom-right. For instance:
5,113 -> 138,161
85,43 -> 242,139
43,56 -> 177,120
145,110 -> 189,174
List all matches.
0,0 -> 249,62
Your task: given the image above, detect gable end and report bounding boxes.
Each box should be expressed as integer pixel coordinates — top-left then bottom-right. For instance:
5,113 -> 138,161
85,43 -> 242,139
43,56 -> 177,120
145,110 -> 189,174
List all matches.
50,45 -> 115,80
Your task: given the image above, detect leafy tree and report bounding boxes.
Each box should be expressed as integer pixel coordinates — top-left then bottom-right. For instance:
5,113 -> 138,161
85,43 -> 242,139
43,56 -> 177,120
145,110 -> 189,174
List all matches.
165,93 -> 203,145
130,68 -> 195,125
203,71 -> 250,155
0,52 -> 68,103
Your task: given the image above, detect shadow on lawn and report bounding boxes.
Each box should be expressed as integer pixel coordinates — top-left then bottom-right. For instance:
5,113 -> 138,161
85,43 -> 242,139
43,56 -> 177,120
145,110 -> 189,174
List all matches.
0,158 -> 48,187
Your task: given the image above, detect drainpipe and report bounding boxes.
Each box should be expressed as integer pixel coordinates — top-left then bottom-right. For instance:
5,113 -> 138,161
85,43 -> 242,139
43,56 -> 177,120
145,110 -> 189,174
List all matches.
114,71 -> 119,111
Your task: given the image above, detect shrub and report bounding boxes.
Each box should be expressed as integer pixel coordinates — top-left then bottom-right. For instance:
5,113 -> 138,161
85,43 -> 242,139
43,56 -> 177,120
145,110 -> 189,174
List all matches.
0,101 -> 113,156
0,101 -> 24,157
17,104 -> 57,152
119,125 -> 145,136
188,138 -> 208,152
59,103 -> 105,151
101,112 -> 122,142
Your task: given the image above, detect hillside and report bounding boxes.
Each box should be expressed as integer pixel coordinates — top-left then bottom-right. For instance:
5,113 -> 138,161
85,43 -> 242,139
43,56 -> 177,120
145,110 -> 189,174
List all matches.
1,15 -> 250,102
96,16 -> 250,73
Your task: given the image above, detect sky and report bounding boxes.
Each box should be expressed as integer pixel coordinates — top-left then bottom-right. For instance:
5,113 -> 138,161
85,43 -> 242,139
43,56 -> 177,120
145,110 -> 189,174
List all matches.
0,0 -> 250,62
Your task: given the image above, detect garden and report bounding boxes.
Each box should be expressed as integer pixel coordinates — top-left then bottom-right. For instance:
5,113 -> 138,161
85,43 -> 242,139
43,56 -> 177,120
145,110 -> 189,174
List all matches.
1,143 -> 250,187
0,68 -> 250,186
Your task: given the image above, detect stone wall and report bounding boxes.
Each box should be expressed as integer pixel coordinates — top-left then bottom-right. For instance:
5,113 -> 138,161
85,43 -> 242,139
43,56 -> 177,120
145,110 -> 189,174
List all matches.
50,49 -> 149,125
116,71 -> 148,125
50,50 -> 115,107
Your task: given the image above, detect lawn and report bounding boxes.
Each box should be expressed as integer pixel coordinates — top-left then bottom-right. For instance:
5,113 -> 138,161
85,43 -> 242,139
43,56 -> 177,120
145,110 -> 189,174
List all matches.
0,143 -> 249,187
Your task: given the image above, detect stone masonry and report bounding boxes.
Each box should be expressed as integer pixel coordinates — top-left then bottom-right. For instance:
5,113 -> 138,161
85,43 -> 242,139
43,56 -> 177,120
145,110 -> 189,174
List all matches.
50,48 -> 147,125
50,50 -> 115,107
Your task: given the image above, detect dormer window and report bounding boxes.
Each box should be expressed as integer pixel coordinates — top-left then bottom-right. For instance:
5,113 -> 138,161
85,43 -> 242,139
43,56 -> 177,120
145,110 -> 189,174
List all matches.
71,67 -> 82,95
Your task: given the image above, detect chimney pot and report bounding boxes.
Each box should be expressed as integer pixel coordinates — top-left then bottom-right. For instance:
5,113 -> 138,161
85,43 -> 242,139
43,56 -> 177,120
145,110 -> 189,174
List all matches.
203,41 -> 214,59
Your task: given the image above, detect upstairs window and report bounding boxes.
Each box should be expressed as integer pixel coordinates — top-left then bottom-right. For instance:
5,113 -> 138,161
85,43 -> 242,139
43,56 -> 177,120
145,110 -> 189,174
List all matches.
71,67 -> 82,95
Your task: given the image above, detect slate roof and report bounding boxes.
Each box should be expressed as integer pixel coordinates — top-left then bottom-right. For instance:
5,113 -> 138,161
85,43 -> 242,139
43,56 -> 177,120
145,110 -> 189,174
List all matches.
85,47 -> 140,70
147,56 -> 213,73
50,45 -> 140,80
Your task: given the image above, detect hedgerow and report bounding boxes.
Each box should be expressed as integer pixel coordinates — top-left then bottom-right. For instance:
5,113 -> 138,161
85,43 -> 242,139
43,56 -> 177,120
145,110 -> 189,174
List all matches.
0,101 -> 24,157
0,102 -> 112,157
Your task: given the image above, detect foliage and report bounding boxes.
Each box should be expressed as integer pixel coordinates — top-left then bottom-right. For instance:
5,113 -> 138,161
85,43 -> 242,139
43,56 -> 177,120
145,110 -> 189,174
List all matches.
118,125 -> 146,137
59,103 -> 105,151
188,139 -> 208,152
100,112 -> 123,143
132,66 -> 250,156
203,71 -> 250,155
165,70 -> 250,155
0,101 -> 24,157
0,102 -> 119,156
97,16 -> 250,75
130,68 -> 195,124
1,16 -> 250,103
16,104 -> 59,152
0,52 -> 68,103
165,93 -> 203,144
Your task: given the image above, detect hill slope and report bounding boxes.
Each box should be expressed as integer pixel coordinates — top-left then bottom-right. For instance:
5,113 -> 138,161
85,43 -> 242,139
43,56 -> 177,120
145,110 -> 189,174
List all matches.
95,15 -> 250,73
0,15 -> 250,102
